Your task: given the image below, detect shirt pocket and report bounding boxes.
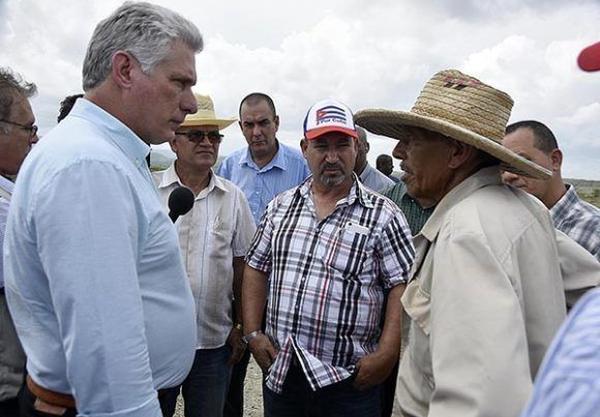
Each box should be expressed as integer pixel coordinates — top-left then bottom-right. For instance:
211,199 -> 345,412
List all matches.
324,227 -> 370,279
210,216 -> 234,256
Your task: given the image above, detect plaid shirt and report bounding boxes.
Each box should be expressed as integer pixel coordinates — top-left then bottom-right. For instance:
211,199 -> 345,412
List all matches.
246,175 -> 414,393
551,184 -> 600,262
383,181 -> 434,236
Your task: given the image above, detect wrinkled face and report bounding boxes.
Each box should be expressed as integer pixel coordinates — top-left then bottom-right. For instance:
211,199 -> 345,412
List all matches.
239,100 -> 279,159
392,127 -> 454,208
170,124 -> 221,171
301,132 -> 357,188
129,41 -> 198,144
0,93 -> 38,175
501,128 -> 553,201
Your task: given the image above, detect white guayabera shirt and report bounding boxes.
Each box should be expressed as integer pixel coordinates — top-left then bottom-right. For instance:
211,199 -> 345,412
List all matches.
155,165 -> 256,349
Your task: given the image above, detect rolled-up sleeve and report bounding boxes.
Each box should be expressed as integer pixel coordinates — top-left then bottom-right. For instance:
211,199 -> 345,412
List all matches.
34,161 -> 161,417
245,199 -> 276,274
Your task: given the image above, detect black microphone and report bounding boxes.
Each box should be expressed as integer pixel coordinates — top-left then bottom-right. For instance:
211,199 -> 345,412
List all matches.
168,186 -> 195,223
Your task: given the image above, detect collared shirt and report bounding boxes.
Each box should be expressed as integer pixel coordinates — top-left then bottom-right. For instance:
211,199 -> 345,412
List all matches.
358,163 -> 394,193
3,99 -> 196,417
217,142 -> 310,224
551,184 -> 600,261
246,175 -> 414,394
154,164 -> 256,349
397,167 -> 567,417
519,288 -> 600,417
383,181 -> 434,236
0,175 -> 14,288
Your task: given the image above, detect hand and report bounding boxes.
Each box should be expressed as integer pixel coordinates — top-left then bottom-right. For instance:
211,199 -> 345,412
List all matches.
227,326 -> 246,366
248,334 -> 278,373
353,350 -> 398,391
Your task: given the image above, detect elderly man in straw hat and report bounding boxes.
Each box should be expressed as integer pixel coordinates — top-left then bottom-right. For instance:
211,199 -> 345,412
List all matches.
154,94 -> 256,417
355,69 -> 568,417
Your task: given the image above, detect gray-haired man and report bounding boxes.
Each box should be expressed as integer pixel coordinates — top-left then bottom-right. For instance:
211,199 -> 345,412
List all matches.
0,67 -> 38,417
4,3 -> 202,417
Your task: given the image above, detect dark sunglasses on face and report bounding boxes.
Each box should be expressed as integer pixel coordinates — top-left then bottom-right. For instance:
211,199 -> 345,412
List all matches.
175,130 -> 223,144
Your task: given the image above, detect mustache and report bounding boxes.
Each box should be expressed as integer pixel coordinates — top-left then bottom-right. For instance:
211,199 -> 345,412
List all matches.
321,162 -> 343,171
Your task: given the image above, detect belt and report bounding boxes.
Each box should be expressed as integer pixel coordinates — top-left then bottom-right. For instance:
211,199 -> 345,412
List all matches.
26,375 -> 76,409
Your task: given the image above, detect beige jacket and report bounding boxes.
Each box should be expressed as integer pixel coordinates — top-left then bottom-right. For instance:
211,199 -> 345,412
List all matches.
396,167 -> 567,417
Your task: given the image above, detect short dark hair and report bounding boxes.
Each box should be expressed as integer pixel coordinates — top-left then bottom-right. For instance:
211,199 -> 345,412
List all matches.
57,94 -> 84,123
0,67 -> 37,120
505,120 -> 558,154
239,92 -> 277,119
376,154 -> 392,168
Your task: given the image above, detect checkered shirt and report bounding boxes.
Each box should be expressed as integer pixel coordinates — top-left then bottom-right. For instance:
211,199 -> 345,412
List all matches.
551,184 -> 600,262
246,175 -> 415,393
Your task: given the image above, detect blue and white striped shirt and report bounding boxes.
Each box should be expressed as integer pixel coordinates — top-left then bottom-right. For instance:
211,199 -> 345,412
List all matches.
0,175 -> 14,289
520,288 -> 600,417
217,142 -> 310,224
551,184 -> 600,262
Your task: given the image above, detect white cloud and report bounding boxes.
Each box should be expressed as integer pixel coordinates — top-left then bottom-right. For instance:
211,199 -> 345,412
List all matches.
1,0 -> 599,179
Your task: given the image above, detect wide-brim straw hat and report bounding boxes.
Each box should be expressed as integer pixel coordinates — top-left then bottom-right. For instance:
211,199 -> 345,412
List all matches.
354,69 -> 551,179
181,94 -> 236,129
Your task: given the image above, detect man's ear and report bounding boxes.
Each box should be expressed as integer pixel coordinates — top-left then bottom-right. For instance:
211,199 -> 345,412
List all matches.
549,148 -> 563,172
273,115 -> 280,132
168,137 -> 179,154
300,138 -> 308,155
447,140 -> 475,169
111,51 -> 138,89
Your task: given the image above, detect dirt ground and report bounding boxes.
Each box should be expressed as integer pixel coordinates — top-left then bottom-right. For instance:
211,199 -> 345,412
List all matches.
173,357 -> 403,417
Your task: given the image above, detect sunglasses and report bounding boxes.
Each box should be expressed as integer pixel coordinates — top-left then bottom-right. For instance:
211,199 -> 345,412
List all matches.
175,130 -> 223,145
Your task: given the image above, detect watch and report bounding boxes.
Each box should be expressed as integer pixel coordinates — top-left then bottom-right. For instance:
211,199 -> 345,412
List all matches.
242,330 -> 263,345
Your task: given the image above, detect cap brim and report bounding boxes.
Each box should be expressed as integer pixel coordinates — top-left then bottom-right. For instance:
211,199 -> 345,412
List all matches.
305,126 -> 358,140
578,42 -> 600,72
354,109 -> 551,180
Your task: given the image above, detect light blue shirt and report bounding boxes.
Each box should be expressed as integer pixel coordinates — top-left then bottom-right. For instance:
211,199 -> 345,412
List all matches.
3,99 -> 196,417
520,287 -> 600,417
0,175 -> 14,289
217,142 -> 310,224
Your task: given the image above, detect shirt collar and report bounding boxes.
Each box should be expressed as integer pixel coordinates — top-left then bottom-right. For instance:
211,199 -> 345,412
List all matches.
297,173 -> 374,209
158,162 -> 228,196
238,140 -> 288,172
419,166 -> 502,242
70,98 -> 151,168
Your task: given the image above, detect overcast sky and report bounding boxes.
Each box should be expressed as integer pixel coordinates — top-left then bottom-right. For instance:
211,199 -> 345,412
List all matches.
2,0 -> 599,179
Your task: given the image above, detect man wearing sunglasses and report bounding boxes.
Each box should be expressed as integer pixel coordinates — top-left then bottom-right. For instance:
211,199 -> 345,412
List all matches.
154,94 -> 256,417
0,66 -> 37,417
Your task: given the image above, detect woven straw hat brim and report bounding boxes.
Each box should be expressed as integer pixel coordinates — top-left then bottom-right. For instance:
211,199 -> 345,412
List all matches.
354,109 -> 551,180
181,118 -> 236,129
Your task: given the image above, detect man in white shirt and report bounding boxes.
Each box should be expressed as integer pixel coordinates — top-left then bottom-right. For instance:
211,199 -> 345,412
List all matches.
154,94 -> 256,417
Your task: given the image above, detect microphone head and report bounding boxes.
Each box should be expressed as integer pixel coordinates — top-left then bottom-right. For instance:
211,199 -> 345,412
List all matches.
168,186 -> 195,218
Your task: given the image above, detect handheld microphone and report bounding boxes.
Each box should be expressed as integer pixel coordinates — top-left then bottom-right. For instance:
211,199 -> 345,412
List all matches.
168,186 -> 195,223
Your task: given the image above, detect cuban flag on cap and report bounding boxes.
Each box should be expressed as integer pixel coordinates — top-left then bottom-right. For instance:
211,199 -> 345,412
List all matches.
303,98 -> 358,140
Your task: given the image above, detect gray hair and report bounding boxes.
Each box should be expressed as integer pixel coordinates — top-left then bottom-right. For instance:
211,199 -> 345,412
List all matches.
82,1 -> 203,90
0,67 -> 37,121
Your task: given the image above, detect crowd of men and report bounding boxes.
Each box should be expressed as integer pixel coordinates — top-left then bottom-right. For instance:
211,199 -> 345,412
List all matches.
1,2 -> 600,417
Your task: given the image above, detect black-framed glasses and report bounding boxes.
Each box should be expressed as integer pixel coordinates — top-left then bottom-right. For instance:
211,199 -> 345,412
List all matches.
0,119 -> 38,139
175,130 -> 223,145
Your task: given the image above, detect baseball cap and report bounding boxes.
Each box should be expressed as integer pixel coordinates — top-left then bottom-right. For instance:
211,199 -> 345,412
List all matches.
578,41 -> 600,72
303,98 -> 358,140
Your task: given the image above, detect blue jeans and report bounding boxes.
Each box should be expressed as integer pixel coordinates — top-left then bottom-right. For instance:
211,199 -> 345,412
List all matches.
161,346 -> 232,417
263,361 -> 381,417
